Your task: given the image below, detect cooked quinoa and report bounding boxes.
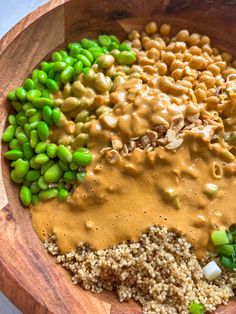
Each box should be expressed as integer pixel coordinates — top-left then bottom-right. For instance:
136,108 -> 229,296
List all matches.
45,226 -> 236,314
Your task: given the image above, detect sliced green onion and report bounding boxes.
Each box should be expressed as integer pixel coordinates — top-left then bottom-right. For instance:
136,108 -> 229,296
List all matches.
211,230 -> 229,246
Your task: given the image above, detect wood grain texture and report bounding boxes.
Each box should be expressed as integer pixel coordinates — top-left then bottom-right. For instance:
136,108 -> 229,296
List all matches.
0,0 -> 236,313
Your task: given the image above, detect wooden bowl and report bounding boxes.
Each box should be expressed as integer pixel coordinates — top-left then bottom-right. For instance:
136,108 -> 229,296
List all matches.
1,0 -> 236,313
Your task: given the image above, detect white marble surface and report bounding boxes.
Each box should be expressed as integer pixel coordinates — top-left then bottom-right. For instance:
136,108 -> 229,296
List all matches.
0,1 -> 49,312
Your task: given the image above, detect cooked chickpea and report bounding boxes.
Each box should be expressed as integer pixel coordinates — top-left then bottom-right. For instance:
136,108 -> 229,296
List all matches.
199,75 -> 215,88
128,30 -> 140,41
161,51 -> 175,65
147,48 -> 160,61
176,30 -> 189,42
200,35 -> 210,46
157,62 -> 168,75
173,42 -> 186,53
232,60 -> 236,68
160,23 -> 171,36
183,52 -> 192,62
144,39 -> 162,51
171,68 -> 184,80
222,68 -> 236,80
221,52 -> 233,63
194,88 -> 207,102
132,39 -> 142,49
139,56 -> 155,66
207,64 -> 220,76
196,82 -> 207,91
145,22 -> 158,35
201,44 -> 213,55
170,60 -> 184,72
179,79 -> 192,89
189,46 -> 202,56
188,33 -> 201,46
174,53 -> 184,61
212,47 -> 220,56
207,96 -> 219,110
189,56 -> 204,70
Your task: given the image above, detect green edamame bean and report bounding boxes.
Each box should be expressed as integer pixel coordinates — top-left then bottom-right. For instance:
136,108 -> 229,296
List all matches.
23,78 -> 35,91
41,159 -> 54,174
76,54 -> 91,67
30,156 -> 41,169
7,91 -> 17,101
11,170 -> 23,184
35,153 -> 49,164
52,108 -> 61,125
47,143 -> 57,158
25,169 -> 41,181
23,142 -> 34,160
68,42 -> 81,51
42,90 -> 52,100
29,121 -> 39,130
63,56 -> 76,66
116,51 -> 136,65
20,186 -> 32,206
58,188 -> 69,201
51,51 -> 62,62
64,170 -> 76,182
38,176 -> 48,190
59,50 -> 68,58
14,159 -> 29,178
80,49 -> 94,63
48,69 -> 55,79
39,188 -> 58,200
70,46 -> 82,58
16,132 -> 28,145
53,61 -> 67,72
8,115 -> 16,126
37,121 -> 49,141
29,111 -> 42,124
24,124 -> 31,138
57,145 -> 72,163
30,130 -> 39,148
16,112 -> 27,126
61,66 -> 74,84
69,162 -> 78,170
108,42 -> 119,51
110,35 -> 120,44
44,163 -> 63,183
41,61 -> 53,73
12,101 -> 23,112
34,80 -> 45,92
38,71 -> 48,84
98,35 -> 111,47
23,104 -> 33,111
2,125 -> 15,142
81,39 -> 98,49
15,126 -> 23,136
15,87 -> 27,101
35,142 -> 48,154
32,97 -> 53,109
25,108 -> 37,117
9,139 -> 21,150
73,61 -> 83,76
23,180 -> 31,187
73,151 -> 92,166
46,79 -> 59,92
27,89 -> 42,101
76,171 -> 86,182
32,194 -> 40,205
5,149 -> 23,161
30,181 -> 40,194
88,47 -> 103,59
32,69 -> 40,80
58,160 -> 69,171
119,42 -> 131,51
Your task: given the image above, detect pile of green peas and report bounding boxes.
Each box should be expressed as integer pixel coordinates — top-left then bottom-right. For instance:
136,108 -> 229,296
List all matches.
2,34 -> 136,206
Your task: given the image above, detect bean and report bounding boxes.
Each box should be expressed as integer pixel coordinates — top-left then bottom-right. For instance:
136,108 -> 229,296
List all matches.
23,79 -> 35,91
23,104 -> 33,111
34,80 -> 45,92
44,163 -> 63,183
22,142 -> 33,160
71,133 -> 88,149
109,35 -> 120,44
75,110 -> 89,122
70,46 -> 82,58
81,38 -> 98,49
73,151 -> 92,166
42,90 -> 52,100
16,113 -> 27,127
69,162 -> 78,170
64,170 -> 76,182
82,68 -> 95,81
38,176 -> 48,190
20,186 -> 32,206
27,89 -> 42,101
53,61 -> 67,72
32,97 -> 53,109
97,54 -> 114,69
72,81 -> 85,97
35,153 -> 49,164
47,143 -> 57,158
94,73 -> 109,92
12,101 -> 23,112
30,130 -> 39,148
58,160 -> 70,171
37,121 -> 49,141
14,159 -> 29,178
68,42 -> 81,51
32,195 -> 40,205
63,83 -> 72,98
9,139 -> 21,150
41,159 -> 54,174
39,188 -> 58,200
88,47 -> 103,59
8,115 -> 16,127
74,61 -> 83,76
15,126 -> 23,136
46,79 -> 59,92
25,169 -> 41,181
76,171 -> 86,182
58,188 -> 69,201
7,91 -> 17,101
2,125 -> 15,142
80,49 -> 94,63
61,66 -> 74,83
52,108 -> 61,125
32,69 -> 40,80
98,35 -> 111,47
29,111 -> 42,124
76,54 -> 91,67
38,71 -> 48,83
61,97 -> 80,112
30,156 -> 41,169
11,170 -> 23,183
16,132 -> 28,145
25,108 -> 37,117
108,42 -> 119,51
51,51 -> 62,62
57,145 -> 72,163
5,149 -> 24,161
30,181 -> 40,194
116,51 -> 136,65
42,106 -> 53,126
63,56 -> 76,66
35,142 -> 47,154
41,61 -> 53,73
23,180 -> 31,187
48,69 -> 55,79
119,42 -> 131,51
15,87 -> 27,101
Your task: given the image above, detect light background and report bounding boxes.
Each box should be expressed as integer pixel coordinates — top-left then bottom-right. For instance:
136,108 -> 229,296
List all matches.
0,1 -> 49,312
